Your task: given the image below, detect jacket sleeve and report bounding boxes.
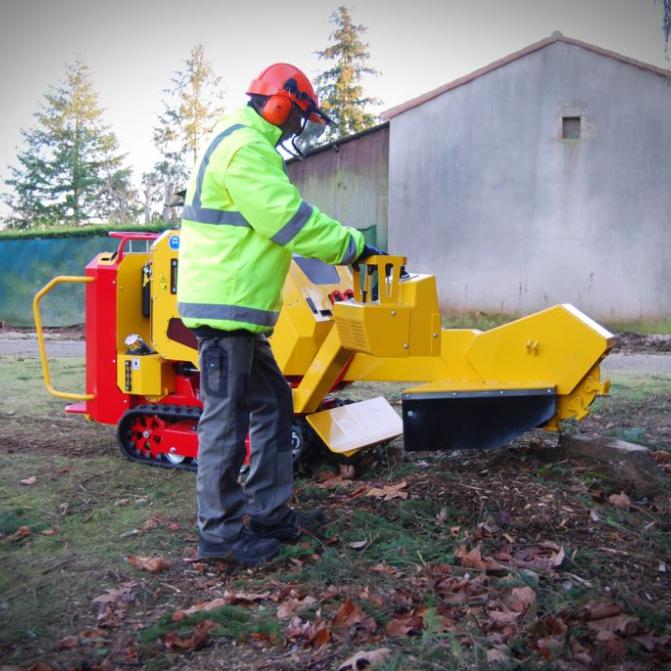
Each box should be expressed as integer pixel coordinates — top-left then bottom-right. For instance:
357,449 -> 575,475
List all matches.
224,140 -> 365,265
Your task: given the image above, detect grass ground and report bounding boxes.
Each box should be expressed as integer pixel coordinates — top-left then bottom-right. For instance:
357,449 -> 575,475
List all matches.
1,355 -> 670,670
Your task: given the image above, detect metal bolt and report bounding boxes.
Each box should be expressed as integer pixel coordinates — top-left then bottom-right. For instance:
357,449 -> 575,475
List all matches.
391,310 -> 397,316
407,410 -> 415,418
403,344 -> 409,349
143,431 -> 150,438
432,332 -> 438,338
170,447 -> 176,454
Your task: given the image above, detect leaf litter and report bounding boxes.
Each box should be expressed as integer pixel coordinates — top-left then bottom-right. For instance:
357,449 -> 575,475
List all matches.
4,429 -> 671,669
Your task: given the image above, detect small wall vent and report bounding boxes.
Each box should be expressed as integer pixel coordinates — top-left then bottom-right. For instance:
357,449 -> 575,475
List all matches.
562,116 -> 581,139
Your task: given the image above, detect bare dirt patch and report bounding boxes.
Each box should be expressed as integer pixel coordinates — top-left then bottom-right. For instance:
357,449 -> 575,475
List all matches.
613,332 -> 671,354
1,324 -> 85,340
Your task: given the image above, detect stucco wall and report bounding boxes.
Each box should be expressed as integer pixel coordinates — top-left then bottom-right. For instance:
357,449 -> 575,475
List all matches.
287,125 -> 389,248
388,42 -> 671,321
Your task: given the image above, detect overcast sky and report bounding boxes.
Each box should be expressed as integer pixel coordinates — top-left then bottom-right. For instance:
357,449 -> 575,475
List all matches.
0,0 -> 668,195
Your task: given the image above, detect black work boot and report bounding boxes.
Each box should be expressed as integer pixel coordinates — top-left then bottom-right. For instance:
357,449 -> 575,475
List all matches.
248,509 -> 328,542
197,528 -> 281,565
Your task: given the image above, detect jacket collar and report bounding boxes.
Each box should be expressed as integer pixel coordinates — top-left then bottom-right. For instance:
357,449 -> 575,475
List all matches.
235,104 -> 283,146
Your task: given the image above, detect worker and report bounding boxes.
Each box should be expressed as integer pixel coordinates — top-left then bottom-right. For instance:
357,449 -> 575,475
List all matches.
177,63 -> 383,566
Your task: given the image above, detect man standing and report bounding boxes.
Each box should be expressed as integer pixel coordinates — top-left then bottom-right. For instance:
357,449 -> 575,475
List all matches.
177,63 -> 378,565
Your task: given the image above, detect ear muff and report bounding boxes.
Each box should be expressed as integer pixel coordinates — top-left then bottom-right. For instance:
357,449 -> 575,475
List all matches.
262,95 -> 292,125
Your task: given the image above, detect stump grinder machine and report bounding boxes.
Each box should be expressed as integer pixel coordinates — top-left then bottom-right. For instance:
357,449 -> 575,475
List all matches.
34,230 -> 614,471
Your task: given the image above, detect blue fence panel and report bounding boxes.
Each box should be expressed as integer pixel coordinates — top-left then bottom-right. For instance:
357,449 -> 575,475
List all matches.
0,236 -> 117,326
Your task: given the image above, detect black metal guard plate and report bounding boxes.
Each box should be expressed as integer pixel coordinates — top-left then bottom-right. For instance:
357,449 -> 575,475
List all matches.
402,388 -> 556,451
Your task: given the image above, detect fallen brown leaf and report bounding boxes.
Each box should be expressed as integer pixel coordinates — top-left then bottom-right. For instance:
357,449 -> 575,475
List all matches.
360,586 -> 386,609
348,539 -> 368,550
587,614 -> 639,636
20,476 -> 37,486
365,480 -> 408,501
7,526 -> 31,542
127,555 -> 170,573
596,629 -> 627,656
173,591 -> 271,621
385,612 -> 423,637
635,633 -> 671,652
314,475 -> 352,490
455,543 -> 503,571
56,635 -> 79,650
579,602 -> 622,621
486,646 -> 511,665
339,464 -> 355,479
92,582 -> 137,627
92,582 -> 137,607
276,595 -> 317,619
370,562 -> 401,577
284,616 -> 311,643
309,624 -> 331,647
608,492 -> 631,510
505,586 -> 536,613
487,609 -> 520,627
332,599 -> 366,628
77,628 -> 109,644
653,450 -> 671,464
338,647 -> 392,670
41,528 -> 58,536
569,637 -> 594,666
164,619 -> 215,652
512,542 -> 565,572
536,635 -> 565,659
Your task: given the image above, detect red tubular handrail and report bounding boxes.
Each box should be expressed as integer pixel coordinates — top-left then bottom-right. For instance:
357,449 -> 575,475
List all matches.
109,231 -> 161,261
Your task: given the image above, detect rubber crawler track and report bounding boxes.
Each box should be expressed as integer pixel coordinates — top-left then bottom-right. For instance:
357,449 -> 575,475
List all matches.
117,403 -> 201,472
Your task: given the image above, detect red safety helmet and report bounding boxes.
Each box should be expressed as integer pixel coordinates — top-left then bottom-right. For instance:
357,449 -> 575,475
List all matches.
247,63 -> 330,126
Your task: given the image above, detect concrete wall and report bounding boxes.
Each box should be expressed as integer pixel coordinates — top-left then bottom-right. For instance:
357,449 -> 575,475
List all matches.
287,125 -> 389,248
388,42 -> 671,321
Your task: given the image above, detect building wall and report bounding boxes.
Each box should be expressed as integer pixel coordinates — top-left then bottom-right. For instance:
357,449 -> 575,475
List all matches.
388,42 -> 671,322
287,125 -> 389,248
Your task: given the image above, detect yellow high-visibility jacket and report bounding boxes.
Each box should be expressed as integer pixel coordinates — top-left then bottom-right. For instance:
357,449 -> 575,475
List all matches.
177,105 -> 365,333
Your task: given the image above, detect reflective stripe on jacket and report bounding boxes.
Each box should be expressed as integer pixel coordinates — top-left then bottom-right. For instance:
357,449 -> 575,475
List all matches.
177,105 -> 365,333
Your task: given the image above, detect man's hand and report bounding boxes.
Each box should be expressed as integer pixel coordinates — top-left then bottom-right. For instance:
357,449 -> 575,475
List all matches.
355,244 -> 387,263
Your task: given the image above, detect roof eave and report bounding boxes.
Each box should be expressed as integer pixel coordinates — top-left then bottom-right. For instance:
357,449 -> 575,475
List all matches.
382,34 -> 671,120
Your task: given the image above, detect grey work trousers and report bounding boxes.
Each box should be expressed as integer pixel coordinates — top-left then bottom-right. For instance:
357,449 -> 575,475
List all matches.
196,334 -> 295,543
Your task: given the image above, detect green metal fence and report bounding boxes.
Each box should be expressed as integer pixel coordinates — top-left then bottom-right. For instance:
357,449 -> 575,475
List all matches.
0,236 -> 115,326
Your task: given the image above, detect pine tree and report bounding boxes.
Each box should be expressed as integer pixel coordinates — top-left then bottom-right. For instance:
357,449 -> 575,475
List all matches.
311,5 -> 381,146
140,171 -> 164,225
661,0 -> 671,47
150,43 -> 225,222
4,59 -> 132,228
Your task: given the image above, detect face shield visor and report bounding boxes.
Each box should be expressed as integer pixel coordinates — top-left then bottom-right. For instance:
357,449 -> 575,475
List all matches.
290,100 -> 333,157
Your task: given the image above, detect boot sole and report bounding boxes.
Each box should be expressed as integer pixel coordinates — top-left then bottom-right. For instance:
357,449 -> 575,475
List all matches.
197,546 -> 281,566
